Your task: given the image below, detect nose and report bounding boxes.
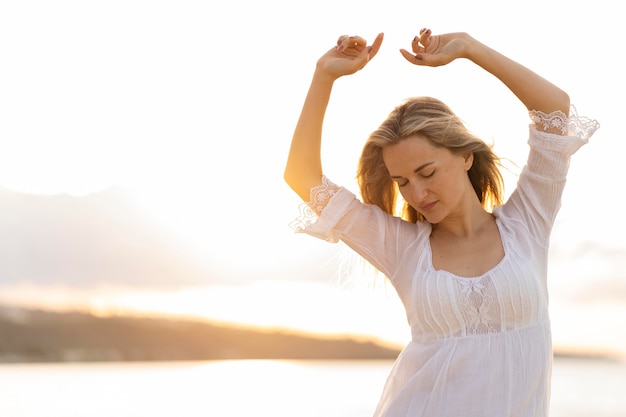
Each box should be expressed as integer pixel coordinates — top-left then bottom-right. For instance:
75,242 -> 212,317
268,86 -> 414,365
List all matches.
404,181 -> 428,204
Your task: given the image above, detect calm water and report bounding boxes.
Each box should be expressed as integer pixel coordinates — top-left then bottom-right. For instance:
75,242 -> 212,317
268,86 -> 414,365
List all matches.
0,358 -> 625,417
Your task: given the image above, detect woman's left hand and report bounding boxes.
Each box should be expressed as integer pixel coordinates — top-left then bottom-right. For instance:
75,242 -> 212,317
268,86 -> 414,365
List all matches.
400,28 -> 470,67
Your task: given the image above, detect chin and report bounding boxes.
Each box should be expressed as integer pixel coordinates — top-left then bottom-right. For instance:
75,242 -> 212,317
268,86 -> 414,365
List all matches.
421,213 -> 440,225
421,209 -> 447,225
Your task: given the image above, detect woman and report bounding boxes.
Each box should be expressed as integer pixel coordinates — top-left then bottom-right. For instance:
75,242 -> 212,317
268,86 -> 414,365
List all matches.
284,28 -> 599,417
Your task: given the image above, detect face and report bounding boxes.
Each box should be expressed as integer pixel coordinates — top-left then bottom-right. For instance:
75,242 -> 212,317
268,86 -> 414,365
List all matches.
382,135 -> 474,224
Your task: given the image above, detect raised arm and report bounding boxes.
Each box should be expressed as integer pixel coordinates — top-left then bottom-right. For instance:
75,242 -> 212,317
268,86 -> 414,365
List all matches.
400,29 -> 570,132
284,33 -> 384,201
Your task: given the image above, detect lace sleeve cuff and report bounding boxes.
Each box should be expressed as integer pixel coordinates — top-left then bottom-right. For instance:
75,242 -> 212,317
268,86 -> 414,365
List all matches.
529,105 -> 600,141
306,175 -> 340,215
289,175 -> 340,232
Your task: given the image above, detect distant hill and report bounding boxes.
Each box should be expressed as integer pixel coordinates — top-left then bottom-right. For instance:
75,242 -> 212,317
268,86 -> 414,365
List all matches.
0,306 -> 618,364
0,306 -> 401,363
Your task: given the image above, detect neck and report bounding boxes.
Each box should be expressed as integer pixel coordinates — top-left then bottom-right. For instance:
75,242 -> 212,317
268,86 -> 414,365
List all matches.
432,202 -> 493,238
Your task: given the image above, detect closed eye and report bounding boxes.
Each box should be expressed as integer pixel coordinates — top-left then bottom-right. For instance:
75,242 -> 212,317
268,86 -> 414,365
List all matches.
391,165 -> 435,187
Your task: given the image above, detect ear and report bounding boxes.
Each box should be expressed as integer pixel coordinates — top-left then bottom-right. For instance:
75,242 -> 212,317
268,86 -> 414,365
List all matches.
464,152 -> 474,171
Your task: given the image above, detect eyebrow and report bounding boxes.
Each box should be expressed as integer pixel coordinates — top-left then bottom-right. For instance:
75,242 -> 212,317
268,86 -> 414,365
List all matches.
390,162 -> 435,179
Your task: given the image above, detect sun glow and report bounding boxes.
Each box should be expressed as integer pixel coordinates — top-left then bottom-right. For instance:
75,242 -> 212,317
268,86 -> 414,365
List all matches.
0,280 -> 409,346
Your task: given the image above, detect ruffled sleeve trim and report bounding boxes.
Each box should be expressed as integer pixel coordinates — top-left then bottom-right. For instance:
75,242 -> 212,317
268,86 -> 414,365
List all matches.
290,186 -> 359,242
289,175 -> 357,243
526,105 -> 600,166
529,105 -> 600,141
289,175 -> 340,232
566,106 -> 600,141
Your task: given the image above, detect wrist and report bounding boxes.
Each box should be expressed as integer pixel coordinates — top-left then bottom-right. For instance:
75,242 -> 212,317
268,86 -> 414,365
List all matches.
463,34 -> 499,67
312,66 -> 339,86
461,33 -> 483,61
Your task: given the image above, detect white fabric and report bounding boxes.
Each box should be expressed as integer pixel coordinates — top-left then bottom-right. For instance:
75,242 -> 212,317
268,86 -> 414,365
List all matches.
295,114 -> 598,417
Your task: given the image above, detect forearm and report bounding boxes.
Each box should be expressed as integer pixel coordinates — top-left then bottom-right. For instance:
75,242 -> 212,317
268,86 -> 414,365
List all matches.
284,69 -> 335,200
465,34 -> 570,125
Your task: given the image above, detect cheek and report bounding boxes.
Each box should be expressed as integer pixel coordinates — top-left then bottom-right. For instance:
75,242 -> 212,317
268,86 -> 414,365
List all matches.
398,187 -> 411,204
433,169 -> 466,198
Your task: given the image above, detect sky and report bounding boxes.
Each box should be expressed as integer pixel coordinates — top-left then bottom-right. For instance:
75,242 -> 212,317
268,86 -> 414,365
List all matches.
0,1 -> 624,355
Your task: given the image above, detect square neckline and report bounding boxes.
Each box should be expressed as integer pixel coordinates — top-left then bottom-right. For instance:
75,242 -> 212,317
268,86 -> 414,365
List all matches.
424,216 -> 508,280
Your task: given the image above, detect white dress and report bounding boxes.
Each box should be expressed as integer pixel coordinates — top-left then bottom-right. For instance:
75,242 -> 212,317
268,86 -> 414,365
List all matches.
293,109 -> 599,417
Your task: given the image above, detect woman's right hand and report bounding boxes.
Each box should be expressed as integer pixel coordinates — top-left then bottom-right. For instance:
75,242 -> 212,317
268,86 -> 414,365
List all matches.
284,33 -> 382,201
316,33 -> 384,79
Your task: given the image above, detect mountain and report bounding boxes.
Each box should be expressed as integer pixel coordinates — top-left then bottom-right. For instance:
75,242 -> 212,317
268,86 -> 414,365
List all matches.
0,186 -> 212,287
0,306 -> 401,362
1,306 -> 617,364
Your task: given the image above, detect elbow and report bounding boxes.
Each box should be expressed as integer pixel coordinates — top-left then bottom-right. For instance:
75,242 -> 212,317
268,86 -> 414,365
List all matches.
546,87 -> 570,117
531,89 -> 570,122
283,164 -> 297,191
532,89 -> 571,135
284,163 -> 321,201
529,86 -> 570,117
558,89 -> 571,117
283,165 -> 305,200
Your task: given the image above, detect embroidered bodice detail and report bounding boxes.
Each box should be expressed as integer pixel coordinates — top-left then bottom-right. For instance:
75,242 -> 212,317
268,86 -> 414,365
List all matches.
529,105 -> 600,140
455,277 -> 500,336
289,175 -> 339,232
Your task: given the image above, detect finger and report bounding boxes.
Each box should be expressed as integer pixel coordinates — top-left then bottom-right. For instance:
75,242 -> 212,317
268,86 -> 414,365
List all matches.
399,48 -> 426,66
351,34 -> 383,70
411,28 -> 432,53
367,32 -> 384,59
337,35 -> 365,53
336,35 -> 352,52
352,36 -> 367,48
416,52 -> 449,67
419,28 -> 432,48
337,35 -> 350,45
411,36 -> 425,54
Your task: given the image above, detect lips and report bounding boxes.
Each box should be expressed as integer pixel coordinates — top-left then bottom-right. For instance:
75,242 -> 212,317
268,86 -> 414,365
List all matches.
419,201 -> 437,212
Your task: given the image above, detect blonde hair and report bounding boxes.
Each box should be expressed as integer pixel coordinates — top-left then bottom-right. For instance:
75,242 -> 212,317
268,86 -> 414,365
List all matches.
357,97 -> 504,223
